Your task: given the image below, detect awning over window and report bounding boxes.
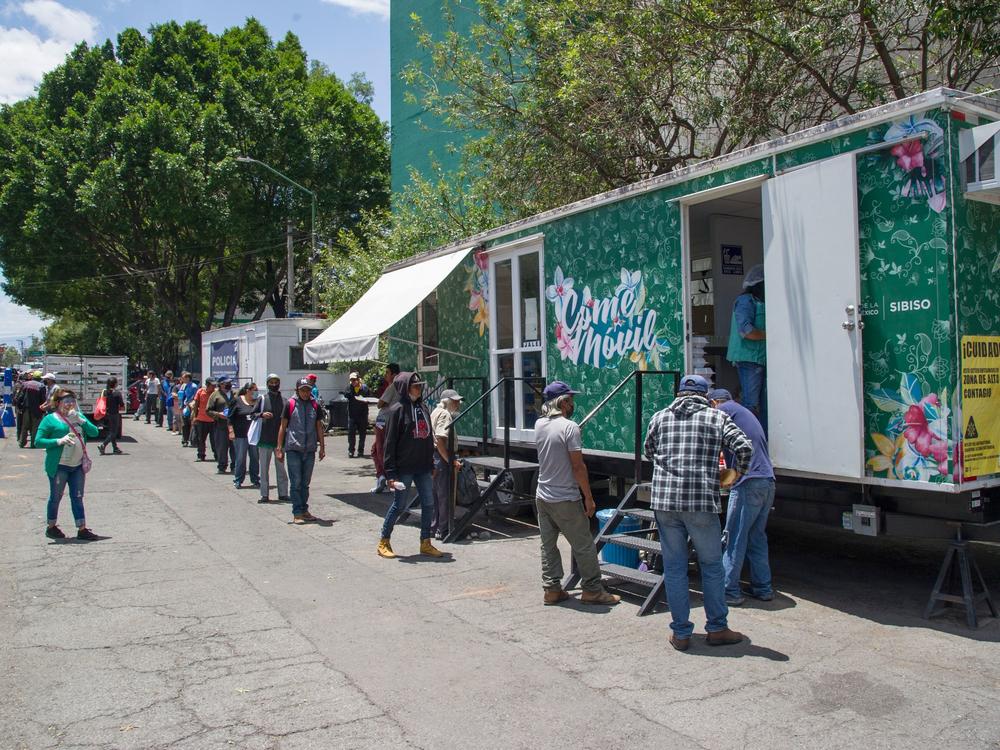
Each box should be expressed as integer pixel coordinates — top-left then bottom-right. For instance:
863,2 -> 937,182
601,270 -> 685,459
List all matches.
303,245 -> 472,363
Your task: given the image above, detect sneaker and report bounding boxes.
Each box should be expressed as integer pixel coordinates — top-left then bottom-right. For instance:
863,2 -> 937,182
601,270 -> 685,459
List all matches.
77,528 -> 100,541
744,590 -> 774,601
113,448 -> 123,455
181,441 -> 188,447
98,445 -> 106,455
45,526 -> 66,540
726,595 -> 746,607
348,452 -> 355,458
250,482 -> 260,489
233,482 -> 242,490
258,497 -> 270,504
278,496 -> 291,503
217,468 -> 228,474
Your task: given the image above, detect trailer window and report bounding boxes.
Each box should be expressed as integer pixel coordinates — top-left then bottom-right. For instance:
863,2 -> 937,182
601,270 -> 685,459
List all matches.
289,346 -> 309,371
418,291 -> 439,370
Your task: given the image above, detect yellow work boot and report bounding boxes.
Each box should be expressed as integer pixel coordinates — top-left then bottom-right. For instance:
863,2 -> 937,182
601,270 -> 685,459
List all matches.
377,538 -> 396,558
420,538 -> 444,557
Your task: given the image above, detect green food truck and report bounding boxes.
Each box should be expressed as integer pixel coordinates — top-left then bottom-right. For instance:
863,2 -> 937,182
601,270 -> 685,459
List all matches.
306,88 -> 1000,614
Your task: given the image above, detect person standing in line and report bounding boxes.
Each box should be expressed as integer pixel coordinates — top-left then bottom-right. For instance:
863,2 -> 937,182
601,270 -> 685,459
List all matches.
376,372 -> 445,559
370,362 -> 401,493
644,374 -> 753,651
177,372 -> 198,446
35,388 -> 101,541
726,264 -> 767,433
157,370 -> 174,430
206,377 -> 232,473
131,375 -> 146,420
342,371 -> 371,458
256,374 -> 289,504
190,378 -> 217,462
708,388 -> 776,606
229,382 -> 261,490
532,381 -> 620,607
98,377 -> 125,455
40,373 -> 58,412
143,370 -> 160,425
16,373 -> 45,448
275,378 -> 326,524
430,389 -> 463,541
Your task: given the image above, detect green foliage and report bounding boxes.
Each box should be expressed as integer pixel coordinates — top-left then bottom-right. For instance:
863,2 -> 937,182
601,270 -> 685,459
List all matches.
0,19 -> 389,369
402,0 -> 1000,210
1,347 -> 20,367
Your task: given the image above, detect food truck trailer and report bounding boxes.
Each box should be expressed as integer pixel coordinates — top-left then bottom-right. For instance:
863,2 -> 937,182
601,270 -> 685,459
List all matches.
305,88 -> 1000,621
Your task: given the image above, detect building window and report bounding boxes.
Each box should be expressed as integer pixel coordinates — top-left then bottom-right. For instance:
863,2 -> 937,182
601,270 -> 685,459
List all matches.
417,291 -> 439,370
289,346 -> 308,371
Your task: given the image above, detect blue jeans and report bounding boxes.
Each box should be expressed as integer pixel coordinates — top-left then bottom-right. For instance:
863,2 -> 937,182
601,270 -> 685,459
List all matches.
232,438 -> 260,486
736,362 -> 767,433
47,464 -> 86,527
723,477 -> 775,599
380,471 -> 434,541
285,450 -> 316,516
654,510 -> 728,639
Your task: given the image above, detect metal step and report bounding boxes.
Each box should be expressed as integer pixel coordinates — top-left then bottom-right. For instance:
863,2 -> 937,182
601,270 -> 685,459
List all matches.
599,562 -> 663,588
600,533 -> 662,555
464,456 -> 538,472
618,508 -> 655,522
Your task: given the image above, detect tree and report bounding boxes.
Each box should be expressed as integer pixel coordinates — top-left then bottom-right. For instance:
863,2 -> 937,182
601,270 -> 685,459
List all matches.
1,346 -> 20,367
404,0 -> 1000,212
0,19 -> 389,368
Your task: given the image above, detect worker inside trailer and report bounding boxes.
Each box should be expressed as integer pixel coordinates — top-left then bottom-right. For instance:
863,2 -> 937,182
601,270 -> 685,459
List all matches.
726,264 -> 767,433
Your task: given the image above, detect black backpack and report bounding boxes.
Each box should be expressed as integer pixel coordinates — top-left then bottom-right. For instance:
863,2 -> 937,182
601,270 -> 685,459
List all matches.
455,460 -> 481,507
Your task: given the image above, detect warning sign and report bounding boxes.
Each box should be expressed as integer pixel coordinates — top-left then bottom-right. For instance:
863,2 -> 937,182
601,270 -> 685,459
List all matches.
960,336 -> 1000,477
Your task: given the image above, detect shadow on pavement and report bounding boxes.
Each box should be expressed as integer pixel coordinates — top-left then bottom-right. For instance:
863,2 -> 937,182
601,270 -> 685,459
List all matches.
680,636 -> 790,661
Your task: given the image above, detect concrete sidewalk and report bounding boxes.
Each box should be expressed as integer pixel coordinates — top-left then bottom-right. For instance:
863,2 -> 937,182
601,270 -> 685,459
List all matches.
1,422 -> 998,749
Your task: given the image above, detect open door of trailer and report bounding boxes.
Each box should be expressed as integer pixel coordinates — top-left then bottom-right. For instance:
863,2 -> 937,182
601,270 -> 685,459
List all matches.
763,154 -> 864,479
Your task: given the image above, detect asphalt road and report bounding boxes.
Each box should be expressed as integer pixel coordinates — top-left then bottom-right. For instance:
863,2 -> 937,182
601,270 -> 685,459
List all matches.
1,421 -> 998,749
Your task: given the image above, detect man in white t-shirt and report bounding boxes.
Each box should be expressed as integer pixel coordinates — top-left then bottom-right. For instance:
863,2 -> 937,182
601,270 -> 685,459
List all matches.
143,370 -> 160,424
533,380 -> 620,607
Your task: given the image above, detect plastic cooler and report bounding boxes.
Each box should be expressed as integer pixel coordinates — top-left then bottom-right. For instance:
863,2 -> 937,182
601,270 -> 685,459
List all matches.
595,509 -> 642,568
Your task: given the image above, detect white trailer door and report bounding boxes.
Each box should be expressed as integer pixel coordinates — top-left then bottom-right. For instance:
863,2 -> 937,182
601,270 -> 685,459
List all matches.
763,154 -> 864,479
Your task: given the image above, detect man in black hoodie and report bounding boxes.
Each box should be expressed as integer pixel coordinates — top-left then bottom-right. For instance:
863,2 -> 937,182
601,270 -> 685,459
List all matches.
377,372 -> 444,559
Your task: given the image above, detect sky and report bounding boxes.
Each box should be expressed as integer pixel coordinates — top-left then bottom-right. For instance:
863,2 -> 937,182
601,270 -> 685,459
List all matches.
0,0 -> 390,350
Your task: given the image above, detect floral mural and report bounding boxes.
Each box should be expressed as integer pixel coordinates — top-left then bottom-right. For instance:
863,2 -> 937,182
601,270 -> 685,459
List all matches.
546,266 -> 672,370
882,113 -> 947,213
464,248 -> 489,336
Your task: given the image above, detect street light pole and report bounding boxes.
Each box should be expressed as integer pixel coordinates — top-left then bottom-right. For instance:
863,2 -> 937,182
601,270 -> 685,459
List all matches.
236,156 -> 318,316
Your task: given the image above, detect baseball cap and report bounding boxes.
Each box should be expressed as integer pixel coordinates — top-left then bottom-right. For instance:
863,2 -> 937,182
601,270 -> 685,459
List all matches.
679,374 -> 710,394
707,388 -> 733,402
265,373 -> 280,382
542,380 -> 580,401
306,373 -> 318,381
348,371 -> 360,380
204,377 -> 216,386
295,377 -> 313,390
409,373 -> 426,386
42,372 -> 55,380
219,376 -> 232,385
440,388 -> 464,402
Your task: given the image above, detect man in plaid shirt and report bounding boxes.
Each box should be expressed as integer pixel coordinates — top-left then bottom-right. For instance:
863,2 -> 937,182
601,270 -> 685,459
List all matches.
644,374 -> 753,651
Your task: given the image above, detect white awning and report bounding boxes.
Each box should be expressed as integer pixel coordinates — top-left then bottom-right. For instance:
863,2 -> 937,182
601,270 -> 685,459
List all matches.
304,245 -> 472,363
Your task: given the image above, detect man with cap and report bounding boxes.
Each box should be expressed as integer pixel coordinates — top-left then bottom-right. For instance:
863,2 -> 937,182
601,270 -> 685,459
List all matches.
430,388 -> 463,540
377,371 -> 444,558
341,371 -> 371,458
727,263 -> 767,432
306,373 -> 320,402
644,374 -> 753,651
708,388 -> 775,606
256,374 -> 290,504
533,380 -> 620,607
190,378 -> 217,462
41,372 -> 57,411
276,378 -> 326,524
206,377 -> 233,472
15,372 -> 45,448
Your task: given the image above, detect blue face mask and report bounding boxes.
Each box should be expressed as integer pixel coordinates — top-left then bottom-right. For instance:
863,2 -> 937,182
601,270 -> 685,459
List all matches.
248,391 -> 258,400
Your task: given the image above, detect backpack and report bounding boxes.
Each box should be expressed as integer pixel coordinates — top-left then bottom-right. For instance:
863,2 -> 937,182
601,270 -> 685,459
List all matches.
455,460 -> 481,507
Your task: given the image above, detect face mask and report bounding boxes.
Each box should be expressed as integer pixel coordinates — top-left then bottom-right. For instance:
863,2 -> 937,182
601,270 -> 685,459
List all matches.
248,391 -> 258,400
268,383 -> 280,392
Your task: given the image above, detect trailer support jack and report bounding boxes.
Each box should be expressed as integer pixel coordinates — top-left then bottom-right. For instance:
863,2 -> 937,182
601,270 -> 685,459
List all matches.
924,525 -> 998,629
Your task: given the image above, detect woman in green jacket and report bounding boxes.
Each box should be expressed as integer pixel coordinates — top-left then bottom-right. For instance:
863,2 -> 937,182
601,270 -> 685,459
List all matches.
35,388 -> 101,541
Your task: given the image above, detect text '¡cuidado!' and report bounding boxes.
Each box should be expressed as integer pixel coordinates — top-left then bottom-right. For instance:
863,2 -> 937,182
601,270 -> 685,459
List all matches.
963,340 -> 1000,358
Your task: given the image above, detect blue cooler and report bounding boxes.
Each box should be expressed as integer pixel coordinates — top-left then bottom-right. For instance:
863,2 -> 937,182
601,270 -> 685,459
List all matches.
596,509 -> 642,568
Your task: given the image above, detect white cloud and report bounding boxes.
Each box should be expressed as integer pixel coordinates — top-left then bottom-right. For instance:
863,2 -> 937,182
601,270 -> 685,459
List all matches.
0,1 -> 98,104
320,0 -> 389,20
0,292 -> 47,343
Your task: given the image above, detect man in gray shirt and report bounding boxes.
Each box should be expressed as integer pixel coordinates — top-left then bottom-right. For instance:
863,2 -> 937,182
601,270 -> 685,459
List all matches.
533,380 -> 620,607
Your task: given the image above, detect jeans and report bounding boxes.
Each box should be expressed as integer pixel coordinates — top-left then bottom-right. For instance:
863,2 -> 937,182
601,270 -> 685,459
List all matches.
536,498 -> 604,593
213,420 -> 230,470
181,414 -> 193,444
735,362 -> 767,434
380,471 -> 434,540
654,510 -> 729,639
723,478 -> 775,599
47,464 -> 86,527
257,445 -> 289,500
371,425 -> 386,477
232,437 -> 260,486
286,450 -> 316,516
